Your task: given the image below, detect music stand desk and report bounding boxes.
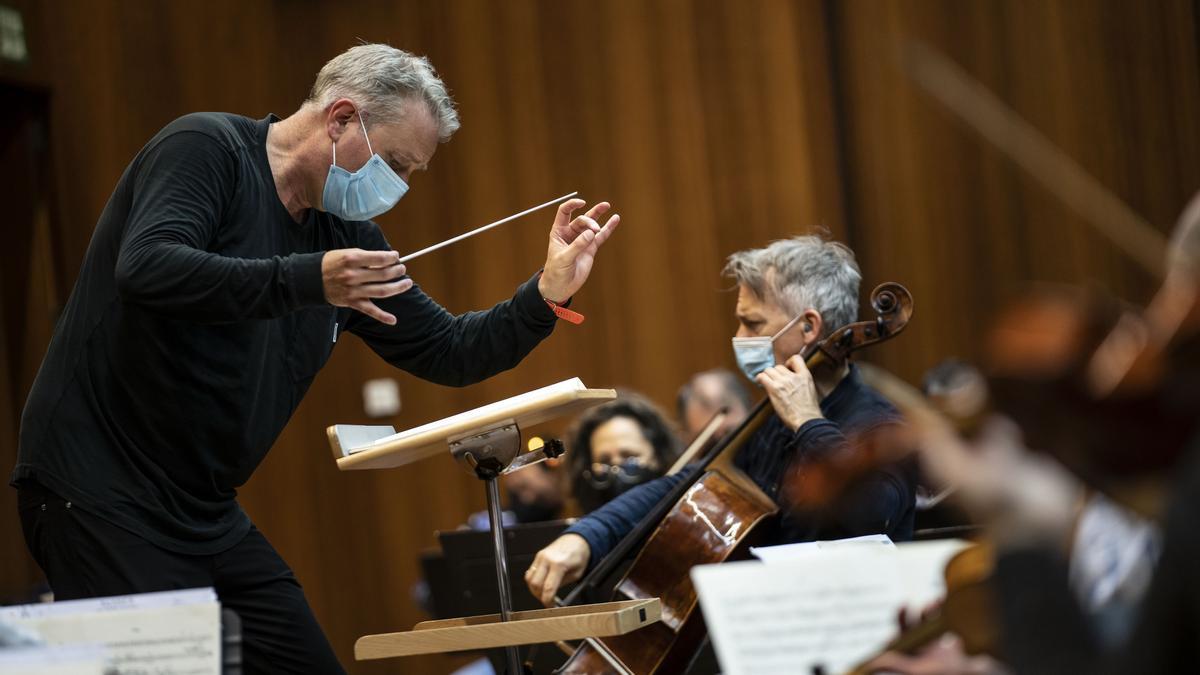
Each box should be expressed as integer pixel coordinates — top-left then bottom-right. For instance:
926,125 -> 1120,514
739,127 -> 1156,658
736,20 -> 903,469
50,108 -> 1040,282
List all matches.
326,382 -> 661,667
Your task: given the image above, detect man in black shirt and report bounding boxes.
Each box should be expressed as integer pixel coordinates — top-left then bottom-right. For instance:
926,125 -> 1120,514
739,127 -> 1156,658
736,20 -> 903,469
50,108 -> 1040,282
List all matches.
525,236 -> 915,607
12,44 -> 619,673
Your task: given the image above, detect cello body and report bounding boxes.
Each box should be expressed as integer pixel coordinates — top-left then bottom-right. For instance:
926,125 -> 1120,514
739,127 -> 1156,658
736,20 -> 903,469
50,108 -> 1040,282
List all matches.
560,466 -> 776,674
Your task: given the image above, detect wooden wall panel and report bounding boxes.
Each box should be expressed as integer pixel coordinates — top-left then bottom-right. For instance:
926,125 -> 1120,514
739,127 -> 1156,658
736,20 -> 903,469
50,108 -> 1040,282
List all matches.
1,0 -> 1196,672
0,82 -> 62,601
1,1 -> 842,671
829,0 -> 1200,383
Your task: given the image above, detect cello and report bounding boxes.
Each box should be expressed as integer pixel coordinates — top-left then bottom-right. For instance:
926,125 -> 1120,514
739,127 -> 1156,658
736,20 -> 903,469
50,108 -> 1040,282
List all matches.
554,282 -> 914,674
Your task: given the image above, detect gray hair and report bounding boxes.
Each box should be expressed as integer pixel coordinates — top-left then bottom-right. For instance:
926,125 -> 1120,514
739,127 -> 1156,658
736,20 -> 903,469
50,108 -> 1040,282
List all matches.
723,235 -> 862,337
307,43 -> 460,141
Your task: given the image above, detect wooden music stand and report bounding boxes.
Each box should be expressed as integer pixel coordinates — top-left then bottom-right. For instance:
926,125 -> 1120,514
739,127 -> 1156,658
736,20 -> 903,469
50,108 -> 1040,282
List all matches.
327,379 -> 663,673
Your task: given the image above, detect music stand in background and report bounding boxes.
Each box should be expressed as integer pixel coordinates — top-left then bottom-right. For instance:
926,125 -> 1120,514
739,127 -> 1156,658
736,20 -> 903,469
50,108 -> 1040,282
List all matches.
421,520 -> 572,672
435,520 -> 571,618
328,379 -> 662,674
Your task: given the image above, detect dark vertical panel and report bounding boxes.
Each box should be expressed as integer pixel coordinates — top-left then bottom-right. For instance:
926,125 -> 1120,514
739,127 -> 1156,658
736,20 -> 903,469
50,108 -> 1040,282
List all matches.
0,89 -> 58,602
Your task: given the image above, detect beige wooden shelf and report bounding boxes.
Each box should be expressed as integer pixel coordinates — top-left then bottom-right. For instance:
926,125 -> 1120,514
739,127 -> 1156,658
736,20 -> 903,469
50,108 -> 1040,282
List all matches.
354,599 -> 660,661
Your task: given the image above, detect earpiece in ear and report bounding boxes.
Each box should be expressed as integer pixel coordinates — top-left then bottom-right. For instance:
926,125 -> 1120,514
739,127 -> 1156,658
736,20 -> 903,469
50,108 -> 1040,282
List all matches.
803,323 -> 813,333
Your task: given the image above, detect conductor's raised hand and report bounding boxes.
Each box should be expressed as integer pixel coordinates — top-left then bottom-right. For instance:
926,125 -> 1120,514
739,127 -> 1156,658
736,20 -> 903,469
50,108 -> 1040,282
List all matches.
537,199 -> 621,303
321,248 -> 413,325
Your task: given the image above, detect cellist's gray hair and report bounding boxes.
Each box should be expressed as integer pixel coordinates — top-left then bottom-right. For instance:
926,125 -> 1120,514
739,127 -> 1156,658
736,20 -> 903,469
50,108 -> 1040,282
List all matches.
723,235 -> 861,337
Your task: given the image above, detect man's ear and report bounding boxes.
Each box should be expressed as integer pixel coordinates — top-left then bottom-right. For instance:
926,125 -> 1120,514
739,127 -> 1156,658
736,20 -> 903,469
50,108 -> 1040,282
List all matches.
325,98 -> 359,143
802,309 -> 824,344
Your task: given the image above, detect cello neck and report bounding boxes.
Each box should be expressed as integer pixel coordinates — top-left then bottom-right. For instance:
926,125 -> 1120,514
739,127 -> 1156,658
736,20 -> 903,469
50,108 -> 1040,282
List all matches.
705,400 -> 777,511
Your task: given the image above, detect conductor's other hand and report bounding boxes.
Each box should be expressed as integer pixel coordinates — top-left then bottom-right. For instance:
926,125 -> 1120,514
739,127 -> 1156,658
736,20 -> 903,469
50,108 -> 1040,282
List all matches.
537,199 -> 621,304
321,248 -> 413,325
525,533 -> 591,607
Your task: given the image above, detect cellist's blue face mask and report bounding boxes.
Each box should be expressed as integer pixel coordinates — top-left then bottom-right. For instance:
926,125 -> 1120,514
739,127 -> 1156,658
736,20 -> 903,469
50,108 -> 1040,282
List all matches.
732,313 -> 806,381
321,110 -> 408,221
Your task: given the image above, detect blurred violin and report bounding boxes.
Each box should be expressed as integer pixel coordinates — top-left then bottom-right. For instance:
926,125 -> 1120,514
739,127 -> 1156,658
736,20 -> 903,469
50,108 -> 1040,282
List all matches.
905,40 -> 1200,513
984,281 -> 1200,517
844,542 -> 1000,675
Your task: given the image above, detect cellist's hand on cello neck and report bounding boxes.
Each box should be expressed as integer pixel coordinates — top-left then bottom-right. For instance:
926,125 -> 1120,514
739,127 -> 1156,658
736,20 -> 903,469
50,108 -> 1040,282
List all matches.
736,291 -> 830,431
757,355 -> 825,431
525,533 -> 591,606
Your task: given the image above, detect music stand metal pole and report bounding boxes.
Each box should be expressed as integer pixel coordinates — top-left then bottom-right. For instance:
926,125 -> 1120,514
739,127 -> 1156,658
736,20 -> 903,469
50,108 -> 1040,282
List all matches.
483,476 -> 522,675
452,422 -> 546,675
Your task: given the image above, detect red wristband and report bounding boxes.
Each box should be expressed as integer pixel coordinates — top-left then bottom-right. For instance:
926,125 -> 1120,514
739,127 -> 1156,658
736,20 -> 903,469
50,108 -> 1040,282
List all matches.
544,297 -> 585,325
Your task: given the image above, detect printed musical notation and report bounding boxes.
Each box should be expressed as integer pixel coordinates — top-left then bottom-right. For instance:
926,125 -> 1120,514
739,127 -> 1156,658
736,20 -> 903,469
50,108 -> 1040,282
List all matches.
692,539 -> 969,675
0,587 -> 221,674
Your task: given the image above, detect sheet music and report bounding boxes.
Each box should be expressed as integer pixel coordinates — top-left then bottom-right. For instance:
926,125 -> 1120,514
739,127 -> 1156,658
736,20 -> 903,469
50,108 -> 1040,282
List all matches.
345,377 -> 586,454
0,587 -> 217,620
750,533 -> 895,562
691,539 -> 970,675
0,588 -> 221,675
331,424 -> 397,455
0,645 -> 107,675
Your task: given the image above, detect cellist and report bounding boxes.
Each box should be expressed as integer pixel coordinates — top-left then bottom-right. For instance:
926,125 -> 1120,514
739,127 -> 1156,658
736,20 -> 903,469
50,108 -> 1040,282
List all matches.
525,234 -> 918,606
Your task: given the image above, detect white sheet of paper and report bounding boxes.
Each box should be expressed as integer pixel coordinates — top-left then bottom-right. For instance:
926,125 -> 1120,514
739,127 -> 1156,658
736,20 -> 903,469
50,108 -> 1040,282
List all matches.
0,587 -> 216,620
750,533 -> 895,562
691,539 -> 970,675
330,424 -> 397,455
345,377 -> 586,454
0,588 -> 221,675
0,645 -> 107,675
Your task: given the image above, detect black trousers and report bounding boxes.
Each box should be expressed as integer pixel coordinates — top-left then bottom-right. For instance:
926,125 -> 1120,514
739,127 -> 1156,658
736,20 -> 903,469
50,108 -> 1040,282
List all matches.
17,481 -> 345,674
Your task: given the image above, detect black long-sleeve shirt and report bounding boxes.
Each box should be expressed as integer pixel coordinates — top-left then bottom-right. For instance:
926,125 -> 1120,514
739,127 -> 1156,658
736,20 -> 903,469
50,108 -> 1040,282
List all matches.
565,365 -> 916,567
12,112 -> 560,554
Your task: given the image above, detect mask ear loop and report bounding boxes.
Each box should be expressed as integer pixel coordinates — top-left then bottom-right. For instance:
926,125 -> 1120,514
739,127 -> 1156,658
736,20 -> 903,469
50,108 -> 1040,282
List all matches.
771,312 -> 808,341
328,108 -> 369,169
357,109 -> 374,156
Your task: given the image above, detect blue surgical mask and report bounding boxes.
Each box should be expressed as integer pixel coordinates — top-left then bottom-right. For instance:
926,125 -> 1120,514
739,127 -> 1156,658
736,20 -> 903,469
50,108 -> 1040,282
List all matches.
732,313 -> 807,382
321,110 -> 409,221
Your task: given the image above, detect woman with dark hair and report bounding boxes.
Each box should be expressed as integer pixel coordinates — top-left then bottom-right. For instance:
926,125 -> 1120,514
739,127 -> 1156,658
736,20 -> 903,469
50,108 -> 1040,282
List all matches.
567,392 -> 683,513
